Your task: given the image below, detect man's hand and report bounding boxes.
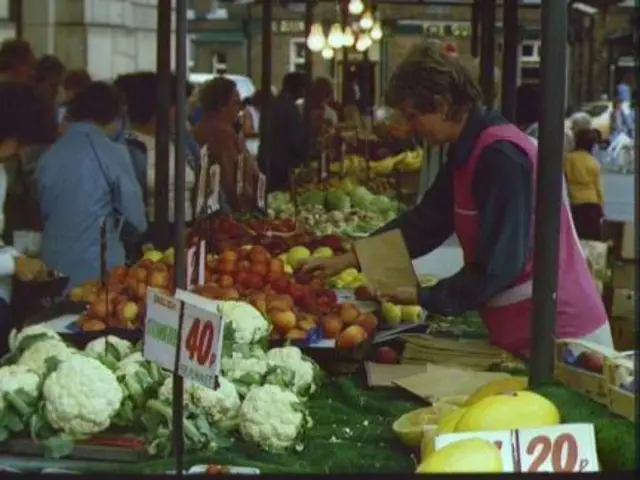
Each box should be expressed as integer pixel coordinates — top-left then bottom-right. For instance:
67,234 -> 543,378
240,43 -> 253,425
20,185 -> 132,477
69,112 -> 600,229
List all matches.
375,286 -> 419,305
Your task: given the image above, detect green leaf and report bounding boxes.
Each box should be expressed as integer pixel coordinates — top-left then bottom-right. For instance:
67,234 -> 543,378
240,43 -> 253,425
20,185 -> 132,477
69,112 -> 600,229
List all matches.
105,341 -> 122,362
41,433 -> 75,459
5,391 -> 35,419
15,333 -> 56,357
4,410 -> 24,433
0,427 -> 8,443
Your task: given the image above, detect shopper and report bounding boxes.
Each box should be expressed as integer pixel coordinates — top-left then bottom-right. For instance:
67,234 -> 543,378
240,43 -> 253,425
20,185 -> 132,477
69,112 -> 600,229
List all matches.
564,129 -> 605,241
59,69 -> 92,124
34,55 -> 66,107
36,82 -> 147,290
242,89 -> 264,157
0,82 -> 50,353
193,76 -> 259,212
301,42 -> 611,358
0,39 -> 36,83
258,72 -> 308,191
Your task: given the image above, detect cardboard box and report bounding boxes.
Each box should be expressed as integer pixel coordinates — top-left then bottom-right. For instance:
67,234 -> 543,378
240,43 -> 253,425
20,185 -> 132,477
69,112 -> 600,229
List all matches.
620,222 -> 635,260
611,288 -> 636,319
612,262 -> 636,289
610,317 -> 635,352
554,339 -> 616,405
604,352 -> 635,422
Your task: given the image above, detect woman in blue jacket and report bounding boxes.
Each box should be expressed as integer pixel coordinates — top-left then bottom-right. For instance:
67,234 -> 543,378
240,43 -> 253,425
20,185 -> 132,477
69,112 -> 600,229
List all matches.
36,82 -> 147,289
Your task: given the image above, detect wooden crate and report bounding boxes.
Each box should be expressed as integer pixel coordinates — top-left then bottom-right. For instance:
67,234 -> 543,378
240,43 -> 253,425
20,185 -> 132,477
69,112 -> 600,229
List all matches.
604,351 -> 635,422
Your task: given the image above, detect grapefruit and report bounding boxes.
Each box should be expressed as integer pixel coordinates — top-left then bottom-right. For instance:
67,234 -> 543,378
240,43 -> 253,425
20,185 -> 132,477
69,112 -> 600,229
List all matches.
463,376 -> 529,407
416,438 -> 503,473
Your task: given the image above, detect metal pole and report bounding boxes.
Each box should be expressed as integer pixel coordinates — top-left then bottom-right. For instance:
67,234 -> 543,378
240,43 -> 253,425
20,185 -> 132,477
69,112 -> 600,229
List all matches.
586,16 -> 595,101
501,0 -> 519,122
261,0 -> 273,195
529,0 -> 568,388
244,6 -> 253,78
303,1 -> 314,158
479,0 -> 496,108
11,0 -> 23,39
341,2 -> 350,105
470,0 -> 480,59
155,2 -> 172,249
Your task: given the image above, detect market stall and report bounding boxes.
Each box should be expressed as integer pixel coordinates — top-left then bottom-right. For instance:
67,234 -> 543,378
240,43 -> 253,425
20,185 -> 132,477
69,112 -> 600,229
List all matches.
1,0 -> 635,475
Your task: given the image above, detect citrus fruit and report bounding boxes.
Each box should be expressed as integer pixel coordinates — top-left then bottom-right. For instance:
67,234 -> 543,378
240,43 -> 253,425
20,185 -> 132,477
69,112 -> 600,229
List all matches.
416,438 -> 503,473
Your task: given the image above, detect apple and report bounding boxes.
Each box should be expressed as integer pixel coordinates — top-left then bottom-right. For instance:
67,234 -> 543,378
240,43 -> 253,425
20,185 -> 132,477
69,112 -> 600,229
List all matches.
108,266 -> 129,283
248,292 -> 267,314
321,314 -> 343,339
401,305 -> 422,323
297,312 -> 318,332
375,346 -> 399,364
294,270 -> 312,285
268,258 -> 285,275
249,246 -> 270,263
88,294 -> 115,319
244,273 -> 265,290
354,286 -> 375,301
237,260 -> 251,272
149,270 -> 170,288
339,303 -> 361,324
193,284 -> 222,299
285,328 -> 308,341
577,351 -> 604,374
271,277 -> 291,294
309,277 -> 325,291
79,317 -> 106,332
267,294 -> 294,311
356,313 -> 379,335
268,308 -> 297,333
288,283 -> 308,303
220,249 -> 239,263
217,259 -> 236,275
218,287 -> 240,300
133,267 -> 148,282
250,262 -> 268,278
135,282 -> 148,300
150,261 -> 169,272
336,324 -> 368,349
218,274 -> 235,288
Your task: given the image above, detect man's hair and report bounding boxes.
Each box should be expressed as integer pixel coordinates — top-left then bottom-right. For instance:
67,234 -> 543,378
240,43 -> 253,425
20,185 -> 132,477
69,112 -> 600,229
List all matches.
281,72 -> 306,99
198,76 -> 237,113
569,112 -> 592,133
35,55 -> 65,83
385,41 -> 482,121
67,81 -> 124,125
0,39 -> 33,73
63,69 -> 92,93
0,81 -> 56,144
573,128 -> 597,152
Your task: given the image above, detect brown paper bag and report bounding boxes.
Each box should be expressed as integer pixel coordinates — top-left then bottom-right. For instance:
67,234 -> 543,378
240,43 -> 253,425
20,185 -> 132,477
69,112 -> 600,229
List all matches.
354,229 -> 417,292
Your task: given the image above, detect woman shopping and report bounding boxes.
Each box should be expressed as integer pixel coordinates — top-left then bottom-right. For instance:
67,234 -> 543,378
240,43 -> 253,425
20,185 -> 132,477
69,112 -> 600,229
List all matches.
564,129 -> 605,240
301,42 -> 611,358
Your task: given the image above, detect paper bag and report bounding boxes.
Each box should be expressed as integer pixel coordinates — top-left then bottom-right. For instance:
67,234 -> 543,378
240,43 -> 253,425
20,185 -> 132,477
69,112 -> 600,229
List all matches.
354,229 -> 417,292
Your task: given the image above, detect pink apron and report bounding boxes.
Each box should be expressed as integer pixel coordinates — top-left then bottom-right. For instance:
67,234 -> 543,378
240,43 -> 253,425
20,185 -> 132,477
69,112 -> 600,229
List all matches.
453,124 -> 607,358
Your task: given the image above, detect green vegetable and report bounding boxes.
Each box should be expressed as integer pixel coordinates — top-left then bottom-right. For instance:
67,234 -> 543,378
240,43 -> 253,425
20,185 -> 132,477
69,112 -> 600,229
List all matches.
299,190 -> 326,208
325,189 -> 351,212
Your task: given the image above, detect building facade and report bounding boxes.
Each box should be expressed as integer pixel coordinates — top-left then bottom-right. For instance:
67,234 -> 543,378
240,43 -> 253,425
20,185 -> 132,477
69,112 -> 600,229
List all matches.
188,1 -> 634,105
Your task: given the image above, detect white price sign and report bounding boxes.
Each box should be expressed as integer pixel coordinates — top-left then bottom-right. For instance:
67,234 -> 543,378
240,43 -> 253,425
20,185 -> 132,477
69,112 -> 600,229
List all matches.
143,288 -> 224,389
433,424 -> 598,473
434,431 -> 516,472
186,240 -> 207,287
517,424 -> 598,473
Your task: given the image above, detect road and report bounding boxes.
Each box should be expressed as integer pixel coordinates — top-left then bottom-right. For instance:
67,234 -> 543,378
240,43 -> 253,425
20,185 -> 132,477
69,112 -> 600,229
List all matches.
602,173 -> 635,223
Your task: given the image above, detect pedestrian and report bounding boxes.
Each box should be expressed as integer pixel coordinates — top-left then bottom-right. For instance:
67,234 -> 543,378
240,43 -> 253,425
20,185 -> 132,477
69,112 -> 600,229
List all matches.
0,39 -> 36,83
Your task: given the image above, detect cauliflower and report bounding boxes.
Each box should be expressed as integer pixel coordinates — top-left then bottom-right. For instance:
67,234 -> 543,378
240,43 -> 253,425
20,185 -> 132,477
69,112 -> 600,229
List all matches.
84,335 -> 134,369
18,340 -> 74,376
0,365 -> 41,438
157,376 -> 241,431
9,325 -> 62,353
264,346 -> 321,398
239,384 -> 311,453
42,355 -> 123,438
221,346 -> 268,397
219,301 -> 271,345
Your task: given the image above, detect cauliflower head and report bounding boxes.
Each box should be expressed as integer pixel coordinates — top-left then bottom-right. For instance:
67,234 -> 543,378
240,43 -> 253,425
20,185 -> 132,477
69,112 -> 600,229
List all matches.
220,301 -> 271,345
42,355 -> 123,437
0,365 -> 41,413
18,340 -> 74,376
265,346 -> 320,398
9,325 -> 62,353
221,347 -> 268,397
85,335 -> 134,367
239,384 -> 310,453
157,376 -> 241,431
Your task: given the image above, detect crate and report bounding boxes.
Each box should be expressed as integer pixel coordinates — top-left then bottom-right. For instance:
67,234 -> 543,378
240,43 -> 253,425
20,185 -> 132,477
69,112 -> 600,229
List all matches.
553,339 -> 616,405
604,351 -> 635,422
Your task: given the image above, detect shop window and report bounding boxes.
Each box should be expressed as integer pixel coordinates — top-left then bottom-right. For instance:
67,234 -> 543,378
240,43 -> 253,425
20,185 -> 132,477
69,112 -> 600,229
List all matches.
520,41 -> 540,61
290,39 -> 307,73
212,52 -> 227,74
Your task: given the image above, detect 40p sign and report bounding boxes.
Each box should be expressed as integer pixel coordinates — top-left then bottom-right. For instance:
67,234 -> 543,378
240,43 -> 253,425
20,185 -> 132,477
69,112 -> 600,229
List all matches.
143,288 -> 224,389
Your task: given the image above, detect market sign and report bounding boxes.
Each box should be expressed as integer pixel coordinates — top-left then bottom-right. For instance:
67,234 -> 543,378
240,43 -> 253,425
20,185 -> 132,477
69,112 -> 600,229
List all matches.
434,423 -> 599,473
422,22 -> 470,37
143,288 -> 224,389
272,20 -> 305,34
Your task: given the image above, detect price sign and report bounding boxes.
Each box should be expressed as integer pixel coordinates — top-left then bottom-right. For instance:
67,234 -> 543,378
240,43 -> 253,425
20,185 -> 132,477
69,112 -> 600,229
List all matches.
206,164 -> 221,214
236,154 -> 244,197
517,424 -> 598,473
434,431 -> 516,472
186,245 -> 197,288
320,150 -> 328,181
256,173 -> 266,210
143,288 -> 225,389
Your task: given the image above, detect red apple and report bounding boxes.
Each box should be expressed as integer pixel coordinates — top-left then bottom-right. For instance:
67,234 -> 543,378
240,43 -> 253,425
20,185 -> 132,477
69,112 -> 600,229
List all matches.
375,346 -> 398,364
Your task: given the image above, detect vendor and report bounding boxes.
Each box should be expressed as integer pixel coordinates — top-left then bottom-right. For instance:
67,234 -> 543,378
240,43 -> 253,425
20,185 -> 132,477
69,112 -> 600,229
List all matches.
301,42 -> 611,358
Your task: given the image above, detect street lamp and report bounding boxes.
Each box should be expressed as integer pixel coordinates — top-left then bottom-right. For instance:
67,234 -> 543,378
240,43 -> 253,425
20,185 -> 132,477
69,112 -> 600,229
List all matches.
355,33 -> 373,52
307,23 -> 326,52
348,0 -> 364,16
370,20 -> 383,41
327,23 -> 344,49
359,10 -> 374,30
321,46 -> 335,60
343,26 -> 356,47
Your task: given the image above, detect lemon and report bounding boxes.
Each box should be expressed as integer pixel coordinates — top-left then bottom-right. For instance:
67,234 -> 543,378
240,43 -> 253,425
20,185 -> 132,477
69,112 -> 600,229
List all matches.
312,247 -> 334,258
456,391 -> 560,433
381,302 -> 402,325
337,267 -> 359,282
463,377 -> 529,407
416,438 -> 503,473
144,250 -> 163,262
286,246 -> 311,267
421,407 -> 467,460
393,404 -> 459,448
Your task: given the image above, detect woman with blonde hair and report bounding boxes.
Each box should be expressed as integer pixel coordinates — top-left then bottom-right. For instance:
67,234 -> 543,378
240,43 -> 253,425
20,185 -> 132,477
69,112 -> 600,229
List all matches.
301,41 -> 611,358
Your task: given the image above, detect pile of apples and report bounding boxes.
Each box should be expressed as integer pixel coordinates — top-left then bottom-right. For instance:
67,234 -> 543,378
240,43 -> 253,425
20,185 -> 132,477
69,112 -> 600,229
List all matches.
193,245 -> 377,349
68,249 -> 175,332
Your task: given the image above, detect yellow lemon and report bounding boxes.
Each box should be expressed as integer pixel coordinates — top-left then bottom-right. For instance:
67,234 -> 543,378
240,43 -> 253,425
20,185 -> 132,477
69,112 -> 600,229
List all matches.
463,377 -> 529,407
416,438 -> 503,473
392,404 -> 458,448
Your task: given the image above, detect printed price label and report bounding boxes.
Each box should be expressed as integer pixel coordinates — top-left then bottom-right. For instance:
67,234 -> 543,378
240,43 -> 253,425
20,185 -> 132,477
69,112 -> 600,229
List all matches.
186,245 -> 197,288
236,154 -> 244,197
180,303 -> 224,387
206,164 -> 221,214
257,173 -> 266,210
517,424 -> 598,473
434,431 -> 516,472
